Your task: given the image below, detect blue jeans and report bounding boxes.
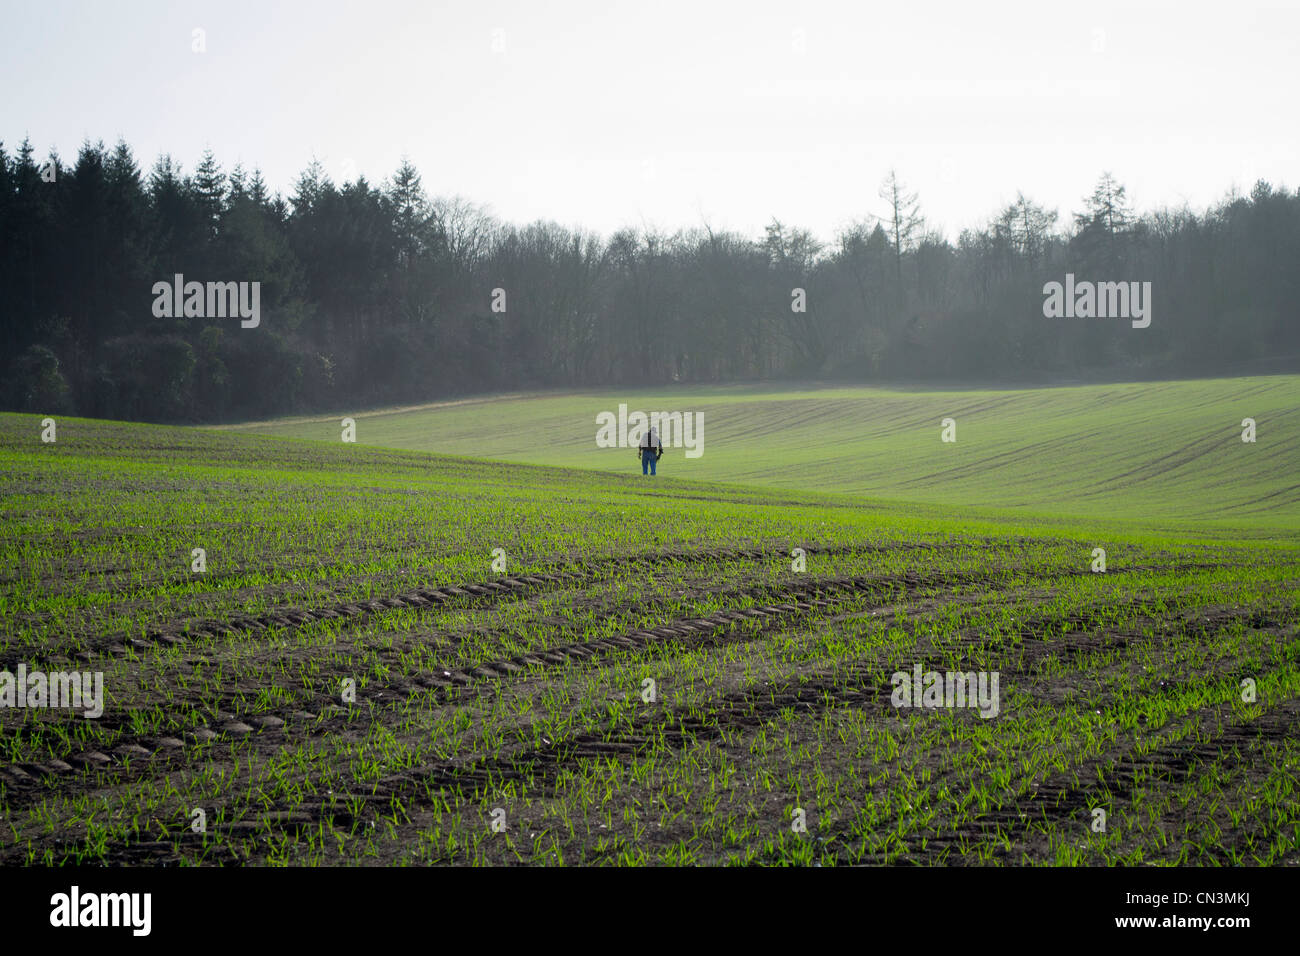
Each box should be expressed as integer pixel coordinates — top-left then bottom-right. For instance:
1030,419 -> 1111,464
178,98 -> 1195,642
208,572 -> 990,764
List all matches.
641,449 -> 657,475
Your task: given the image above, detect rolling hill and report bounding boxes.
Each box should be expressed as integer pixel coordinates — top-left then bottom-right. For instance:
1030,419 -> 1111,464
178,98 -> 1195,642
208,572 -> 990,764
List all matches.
227,376 -> 1300,528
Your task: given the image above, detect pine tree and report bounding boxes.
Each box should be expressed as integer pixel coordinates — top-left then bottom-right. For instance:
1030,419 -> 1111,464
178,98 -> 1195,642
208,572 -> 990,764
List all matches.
192,148 -> 227,240
249,167 -> 270,206
228,163 -> 248,203
387,157 -> 429,267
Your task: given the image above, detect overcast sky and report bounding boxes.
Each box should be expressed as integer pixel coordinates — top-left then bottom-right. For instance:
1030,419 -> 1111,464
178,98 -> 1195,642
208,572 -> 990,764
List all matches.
5,0 -> 1297,242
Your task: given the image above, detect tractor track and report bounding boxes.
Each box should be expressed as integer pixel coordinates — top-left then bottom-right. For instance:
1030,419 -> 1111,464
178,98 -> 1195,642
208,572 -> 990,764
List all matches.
0,568 -> 977,799
2,540 -> 1221,671
2,539 -> 1010,670
792,607 -> 1300,867
0,560 -> 1259,813
19,594 -> 1291,865
889,699 -> 1300,865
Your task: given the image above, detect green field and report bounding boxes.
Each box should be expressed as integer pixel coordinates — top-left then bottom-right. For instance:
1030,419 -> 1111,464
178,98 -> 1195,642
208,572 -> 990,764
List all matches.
2,377 -> 1298,865
227,376 -> 1300,528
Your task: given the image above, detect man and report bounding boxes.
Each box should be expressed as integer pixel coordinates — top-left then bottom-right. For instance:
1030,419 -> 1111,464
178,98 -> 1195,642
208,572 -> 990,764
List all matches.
639,424 -> 663,475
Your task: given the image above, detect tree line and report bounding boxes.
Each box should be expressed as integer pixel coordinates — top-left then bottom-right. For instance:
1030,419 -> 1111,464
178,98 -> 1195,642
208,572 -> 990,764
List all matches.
2,137 -> 1296,422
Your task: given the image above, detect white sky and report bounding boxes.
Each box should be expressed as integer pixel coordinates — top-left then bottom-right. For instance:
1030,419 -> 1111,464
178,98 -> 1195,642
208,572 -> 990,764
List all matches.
5,0 -> 1297,242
